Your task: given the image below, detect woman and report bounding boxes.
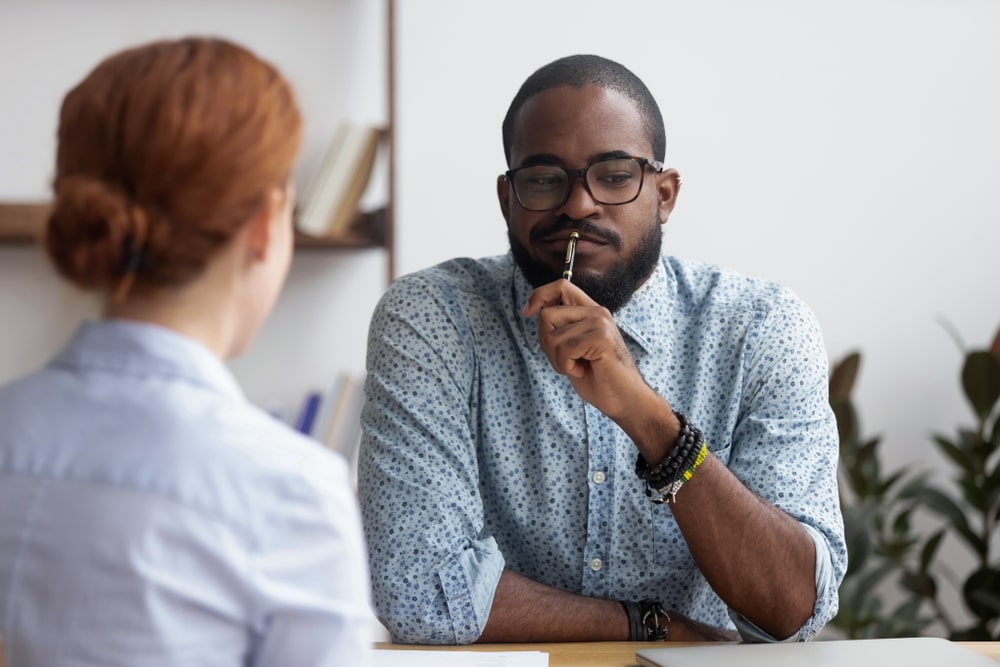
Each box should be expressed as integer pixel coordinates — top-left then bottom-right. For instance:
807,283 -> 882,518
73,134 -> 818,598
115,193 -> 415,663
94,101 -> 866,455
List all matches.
0,38 -> 372,665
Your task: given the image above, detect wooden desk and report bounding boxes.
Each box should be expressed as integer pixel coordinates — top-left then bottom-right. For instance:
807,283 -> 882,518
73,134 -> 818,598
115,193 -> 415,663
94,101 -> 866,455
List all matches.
377,641 -> 1000,667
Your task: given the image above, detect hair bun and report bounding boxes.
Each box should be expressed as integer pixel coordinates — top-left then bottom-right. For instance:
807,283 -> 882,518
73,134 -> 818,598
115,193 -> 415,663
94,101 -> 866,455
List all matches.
45,175 -> 139,289
50,38 -> 301,294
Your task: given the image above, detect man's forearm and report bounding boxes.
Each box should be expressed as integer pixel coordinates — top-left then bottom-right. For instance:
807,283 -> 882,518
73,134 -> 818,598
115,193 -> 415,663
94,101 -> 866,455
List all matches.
477,569 -> 740,643
670,454 -> 818,639
475,569 -> 628,642
620,393 -> 819,640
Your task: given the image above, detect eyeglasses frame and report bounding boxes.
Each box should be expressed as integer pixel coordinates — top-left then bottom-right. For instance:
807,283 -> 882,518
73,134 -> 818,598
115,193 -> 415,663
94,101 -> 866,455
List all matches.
503,155 -> 665,212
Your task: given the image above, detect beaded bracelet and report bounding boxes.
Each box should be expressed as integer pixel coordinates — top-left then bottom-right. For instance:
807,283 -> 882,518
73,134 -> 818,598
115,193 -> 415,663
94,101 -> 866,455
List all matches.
635,412 -> 701,488
635,411 -> 709,504
650,440 -> 708,503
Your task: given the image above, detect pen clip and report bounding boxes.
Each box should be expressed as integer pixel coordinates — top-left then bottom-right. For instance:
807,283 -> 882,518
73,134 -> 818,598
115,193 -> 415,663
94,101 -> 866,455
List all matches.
562,231 -> 580,282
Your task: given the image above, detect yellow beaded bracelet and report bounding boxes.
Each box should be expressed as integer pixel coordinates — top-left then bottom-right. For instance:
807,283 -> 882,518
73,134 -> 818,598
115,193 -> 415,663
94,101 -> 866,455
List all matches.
647,440 -> 708,504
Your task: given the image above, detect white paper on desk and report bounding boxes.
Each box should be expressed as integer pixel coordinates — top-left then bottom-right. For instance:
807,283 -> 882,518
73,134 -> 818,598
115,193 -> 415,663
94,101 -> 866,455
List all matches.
373,649 -> 548,667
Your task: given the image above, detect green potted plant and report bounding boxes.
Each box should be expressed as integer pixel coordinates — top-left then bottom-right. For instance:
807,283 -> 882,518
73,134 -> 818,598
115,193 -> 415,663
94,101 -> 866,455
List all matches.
920,325 -> 1000,639
829,352 -> 939,637
830,325 -> 1000,639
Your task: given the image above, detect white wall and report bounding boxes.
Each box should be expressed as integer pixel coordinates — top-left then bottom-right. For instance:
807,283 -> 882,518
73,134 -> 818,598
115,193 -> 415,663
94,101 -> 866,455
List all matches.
393,0 -> 1000,631
0,0 -> 389,418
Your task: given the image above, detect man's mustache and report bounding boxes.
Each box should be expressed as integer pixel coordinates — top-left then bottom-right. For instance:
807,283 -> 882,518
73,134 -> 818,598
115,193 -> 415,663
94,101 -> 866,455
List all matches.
530,216 -> 622,251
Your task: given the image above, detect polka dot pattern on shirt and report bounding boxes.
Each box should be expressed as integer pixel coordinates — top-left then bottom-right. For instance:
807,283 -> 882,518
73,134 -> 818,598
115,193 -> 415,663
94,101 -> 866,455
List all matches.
358,254 -> 846,644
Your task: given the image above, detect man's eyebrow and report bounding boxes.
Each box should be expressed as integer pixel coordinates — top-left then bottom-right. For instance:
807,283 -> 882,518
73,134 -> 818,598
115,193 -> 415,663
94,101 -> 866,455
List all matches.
592,150 -> 633,161
516,150 -> 635,169
516,154 -> 563,168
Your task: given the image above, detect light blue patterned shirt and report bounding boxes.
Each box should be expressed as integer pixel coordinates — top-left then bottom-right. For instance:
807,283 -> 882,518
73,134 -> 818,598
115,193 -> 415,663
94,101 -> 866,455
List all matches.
359,253 -> 846,645
0,320 -> 373,666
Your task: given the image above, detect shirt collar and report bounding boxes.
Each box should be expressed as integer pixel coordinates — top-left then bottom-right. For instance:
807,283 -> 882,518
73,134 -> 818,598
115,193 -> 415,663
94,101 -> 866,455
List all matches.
614,260 -> 674,356
51,319 -> 245,401
512,255 -> 676,358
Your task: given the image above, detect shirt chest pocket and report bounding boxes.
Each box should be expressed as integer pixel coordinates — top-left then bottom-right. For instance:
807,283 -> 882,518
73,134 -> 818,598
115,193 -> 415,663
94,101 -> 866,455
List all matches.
646,440 -> 733,574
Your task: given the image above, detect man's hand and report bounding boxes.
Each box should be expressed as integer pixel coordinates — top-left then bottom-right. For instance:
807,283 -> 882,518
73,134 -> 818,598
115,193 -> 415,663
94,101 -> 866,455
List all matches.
522,278 -> 681,465
522,279 -> 644,421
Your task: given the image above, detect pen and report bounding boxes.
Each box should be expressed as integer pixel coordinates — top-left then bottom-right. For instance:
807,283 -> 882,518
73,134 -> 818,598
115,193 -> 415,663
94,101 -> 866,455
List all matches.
562,231 -> 580,282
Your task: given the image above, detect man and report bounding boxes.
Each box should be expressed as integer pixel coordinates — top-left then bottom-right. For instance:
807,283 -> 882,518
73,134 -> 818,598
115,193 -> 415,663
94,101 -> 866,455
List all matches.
358,54 -> 846,645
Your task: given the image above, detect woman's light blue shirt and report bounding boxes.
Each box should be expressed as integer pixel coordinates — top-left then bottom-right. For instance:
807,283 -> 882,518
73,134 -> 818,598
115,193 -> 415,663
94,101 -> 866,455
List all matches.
0,320 -> 372,666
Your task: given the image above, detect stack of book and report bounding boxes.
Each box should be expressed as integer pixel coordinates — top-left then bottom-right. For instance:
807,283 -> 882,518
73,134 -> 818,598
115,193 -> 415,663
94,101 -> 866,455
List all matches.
295,122 -> 385,241
292,372 -> 367,479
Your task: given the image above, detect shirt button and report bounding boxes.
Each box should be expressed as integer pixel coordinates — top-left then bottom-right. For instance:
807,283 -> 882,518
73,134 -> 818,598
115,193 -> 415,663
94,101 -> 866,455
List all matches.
592,471 -> 606,484
590,557 -> 603,571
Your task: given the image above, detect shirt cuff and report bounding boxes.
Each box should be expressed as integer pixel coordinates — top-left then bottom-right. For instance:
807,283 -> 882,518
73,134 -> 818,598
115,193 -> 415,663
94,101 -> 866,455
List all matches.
437,537 -> 506,644
729,522 -> 836,642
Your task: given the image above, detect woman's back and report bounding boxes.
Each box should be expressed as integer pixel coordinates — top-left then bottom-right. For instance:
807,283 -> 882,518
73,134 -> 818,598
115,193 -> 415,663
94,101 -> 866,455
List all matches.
0,320 -> 372,665
0,37 -> 373,666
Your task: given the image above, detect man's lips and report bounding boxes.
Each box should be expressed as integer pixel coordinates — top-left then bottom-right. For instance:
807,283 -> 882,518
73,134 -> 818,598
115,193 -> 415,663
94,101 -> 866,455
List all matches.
539,232 -> 607,254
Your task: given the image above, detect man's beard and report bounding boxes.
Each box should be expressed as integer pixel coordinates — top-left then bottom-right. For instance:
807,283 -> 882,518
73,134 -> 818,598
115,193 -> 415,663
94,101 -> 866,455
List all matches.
509,216 -> 663,314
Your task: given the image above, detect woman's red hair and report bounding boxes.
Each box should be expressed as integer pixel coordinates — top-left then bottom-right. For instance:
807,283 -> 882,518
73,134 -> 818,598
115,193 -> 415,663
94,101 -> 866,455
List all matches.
46,37 -> 303,292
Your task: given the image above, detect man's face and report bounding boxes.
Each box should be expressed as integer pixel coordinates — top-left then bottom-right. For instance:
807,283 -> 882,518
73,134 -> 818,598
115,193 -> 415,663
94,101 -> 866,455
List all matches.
498,84 -> 679,313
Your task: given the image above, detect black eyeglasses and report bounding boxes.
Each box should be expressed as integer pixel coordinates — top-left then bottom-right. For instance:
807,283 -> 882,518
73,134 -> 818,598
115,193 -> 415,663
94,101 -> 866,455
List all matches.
504,156 -> 664,212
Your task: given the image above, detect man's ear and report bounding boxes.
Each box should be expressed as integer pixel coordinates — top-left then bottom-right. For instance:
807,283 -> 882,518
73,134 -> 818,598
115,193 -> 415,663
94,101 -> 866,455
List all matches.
497,174 -> 512,224
655,168 -> 681,225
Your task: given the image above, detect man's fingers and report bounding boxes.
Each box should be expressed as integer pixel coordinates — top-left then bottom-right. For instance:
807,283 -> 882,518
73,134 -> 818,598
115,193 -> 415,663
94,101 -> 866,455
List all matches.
521,280 -> 596,317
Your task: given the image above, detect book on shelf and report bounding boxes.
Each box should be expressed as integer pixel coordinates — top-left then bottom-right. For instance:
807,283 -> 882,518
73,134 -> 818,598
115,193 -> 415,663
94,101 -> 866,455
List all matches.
309,373 -> 352,447
309,371 -> 367,466
293,390 -> 323,434
295,122 -> 383,240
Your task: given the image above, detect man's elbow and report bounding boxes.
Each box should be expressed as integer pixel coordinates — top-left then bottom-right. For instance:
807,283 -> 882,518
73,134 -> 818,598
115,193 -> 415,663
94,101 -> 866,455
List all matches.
376,604 -> 479,646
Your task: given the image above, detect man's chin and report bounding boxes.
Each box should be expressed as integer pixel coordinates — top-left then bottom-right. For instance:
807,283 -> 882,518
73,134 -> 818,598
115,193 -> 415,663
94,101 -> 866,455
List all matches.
509,225 -> 661,313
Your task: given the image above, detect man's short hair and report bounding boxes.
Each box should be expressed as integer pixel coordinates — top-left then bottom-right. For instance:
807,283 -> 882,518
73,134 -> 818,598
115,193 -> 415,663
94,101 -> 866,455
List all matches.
502,54 -> 666,166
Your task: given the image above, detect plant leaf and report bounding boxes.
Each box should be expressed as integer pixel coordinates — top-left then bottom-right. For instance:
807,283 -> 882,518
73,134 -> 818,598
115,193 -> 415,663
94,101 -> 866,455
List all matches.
938,317 -> 966,353
896,471 -> 931,500
920,488 -> 967,525
962,351 -> 1000,422
959,477 -> 988,513
876,469 -> 906,496
852,561 -> 897,596
920,488 -> 987,557
987,457 -> 1000,497
891,508 -> 912,535
920,530 -> 945,573
857,437 -> 881,484
830,352 -> 861,401
884,596 -> 934,637
932,435 -> 976,475
900,571 -> 937,598
831,398 -> 857,452
989,324 -> 1000,364
990,411 -> 1000,456
963,567 -> 1000,620
967,589 -> 1000,616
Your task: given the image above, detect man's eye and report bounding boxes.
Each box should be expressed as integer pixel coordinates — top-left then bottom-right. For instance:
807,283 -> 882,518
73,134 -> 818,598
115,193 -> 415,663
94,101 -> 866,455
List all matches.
522,173 -> 565,190
597,172 -> 635,187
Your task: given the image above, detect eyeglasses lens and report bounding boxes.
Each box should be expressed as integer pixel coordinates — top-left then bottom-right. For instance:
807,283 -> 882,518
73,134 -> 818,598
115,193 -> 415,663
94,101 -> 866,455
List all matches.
512,158 -> 644,211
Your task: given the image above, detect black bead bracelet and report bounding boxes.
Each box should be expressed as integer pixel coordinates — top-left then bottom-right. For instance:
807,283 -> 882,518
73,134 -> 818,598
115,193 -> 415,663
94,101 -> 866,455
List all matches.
635,411 -> 707,504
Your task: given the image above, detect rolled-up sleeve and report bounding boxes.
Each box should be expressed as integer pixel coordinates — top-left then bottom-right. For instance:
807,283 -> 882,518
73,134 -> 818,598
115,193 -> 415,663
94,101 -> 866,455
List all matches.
358,274 -> 505,644
726,288 -> 847,641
